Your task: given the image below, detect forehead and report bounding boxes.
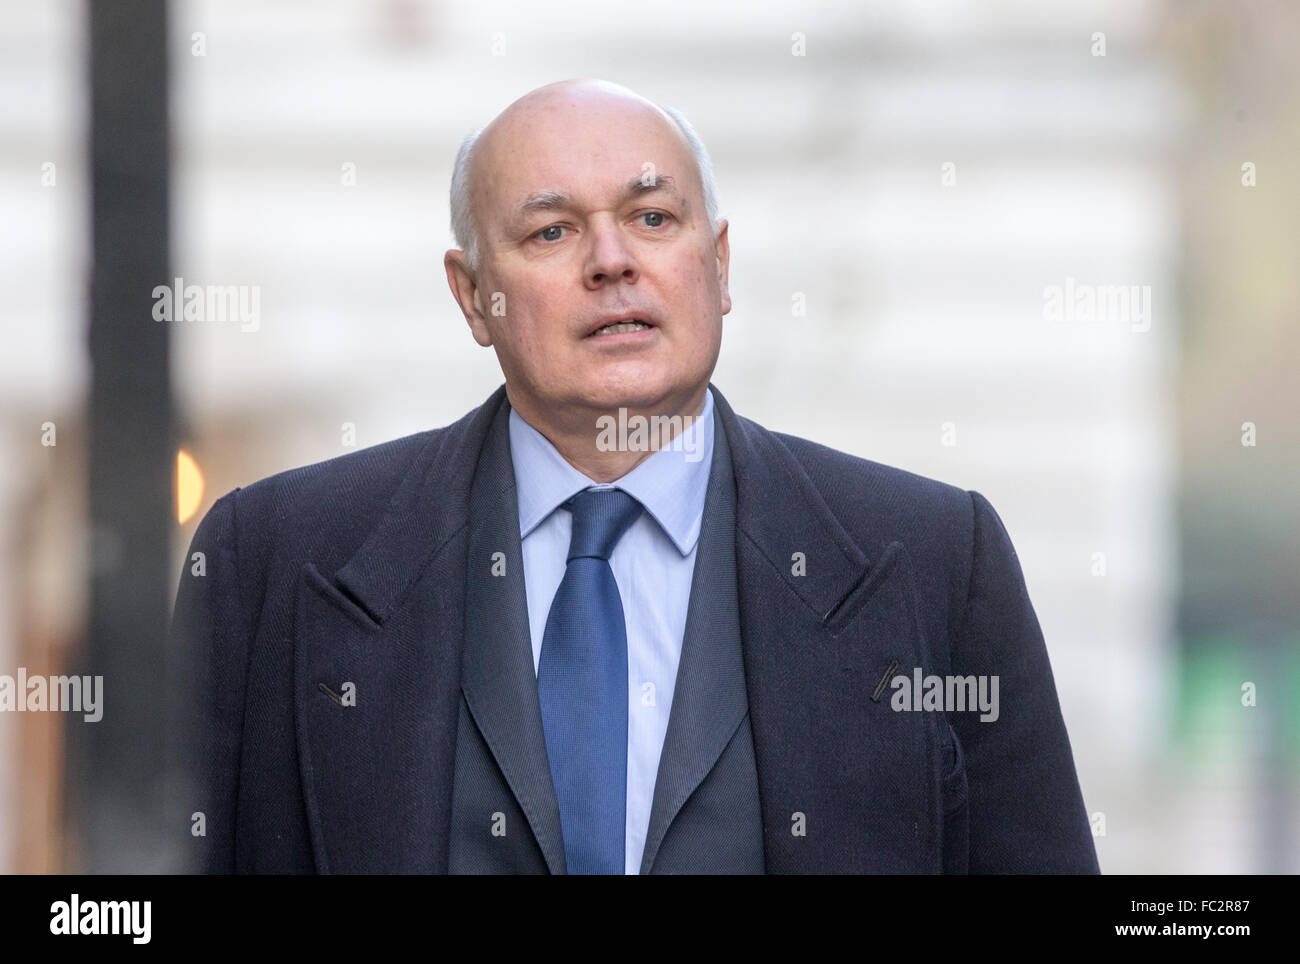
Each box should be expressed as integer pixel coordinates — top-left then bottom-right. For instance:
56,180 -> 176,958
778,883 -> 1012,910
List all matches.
476,98 -> 698,219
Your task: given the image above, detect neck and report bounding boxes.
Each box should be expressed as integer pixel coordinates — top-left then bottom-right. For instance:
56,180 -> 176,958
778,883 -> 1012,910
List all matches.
508,385 -> 709,483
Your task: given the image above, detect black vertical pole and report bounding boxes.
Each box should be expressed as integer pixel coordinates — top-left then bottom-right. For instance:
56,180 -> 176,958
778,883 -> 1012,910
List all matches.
71,0 -> 173,872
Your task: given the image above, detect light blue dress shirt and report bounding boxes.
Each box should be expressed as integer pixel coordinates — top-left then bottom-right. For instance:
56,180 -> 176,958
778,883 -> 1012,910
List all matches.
508,388 -> 715,875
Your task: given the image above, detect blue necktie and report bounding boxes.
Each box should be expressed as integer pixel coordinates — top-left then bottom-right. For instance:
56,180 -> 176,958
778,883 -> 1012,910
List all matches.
537,487 -> 643,875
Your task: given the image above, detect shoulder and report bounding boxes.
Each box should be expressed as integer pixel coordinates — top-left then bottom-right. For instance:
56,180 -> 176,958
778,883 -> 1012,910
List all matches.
759,425 -> 1033,627
752,424 -> 1039,661
765,427 -> 979,546
188,430 -> 427,577
233,428 -> 437,530
749,425 -> 1000,634
187,407 -> 478,596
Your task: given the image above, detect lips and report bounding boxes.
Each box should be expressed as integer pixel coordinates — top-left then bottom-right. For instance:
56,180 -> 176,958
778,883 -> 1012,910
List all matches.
585,314 -> 656,337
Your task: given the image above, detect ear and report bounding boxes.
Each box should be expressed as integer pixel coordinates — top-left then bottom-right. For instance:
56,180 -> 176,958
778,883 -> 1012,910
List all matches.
444,249 -> 493,346
713,218 -> 732,316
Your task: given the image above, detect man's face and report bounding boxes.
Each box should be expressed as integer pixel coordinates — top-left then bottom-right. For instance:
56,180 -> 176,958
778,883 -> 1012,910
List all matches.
447,85 -> 730,427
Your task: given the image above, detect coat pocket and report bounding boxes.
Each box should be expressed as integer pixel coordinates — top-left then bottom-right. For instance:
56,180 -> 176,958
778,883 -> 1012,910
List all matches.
941,723 -> 970,873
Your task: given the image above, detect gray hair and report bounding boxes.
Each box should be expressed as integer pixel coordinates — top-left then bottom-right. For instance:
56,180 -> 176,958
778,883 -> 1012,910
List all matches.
449,101 -> 720,274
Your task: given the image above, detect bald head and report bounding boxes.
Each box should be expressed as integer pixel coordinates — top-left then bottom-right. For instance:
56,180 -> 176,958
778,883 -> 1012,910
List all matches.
441,77 -> 732,454
477,80 -> 682,171
449,79 -> 718,273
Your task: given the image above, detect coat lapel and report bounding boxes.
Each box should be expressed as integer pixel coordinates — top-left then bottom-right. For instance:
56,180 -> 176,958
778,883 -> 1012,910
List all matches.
712,387 -> 943,873
292,386 -> 507,873
638,396 -> 750,873
457,397 -> 567,873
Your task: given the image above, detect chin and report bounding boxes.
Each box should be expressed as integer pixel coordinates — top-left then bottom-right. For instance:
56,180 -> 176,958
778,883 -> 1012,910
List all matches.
575,367 -> 679,411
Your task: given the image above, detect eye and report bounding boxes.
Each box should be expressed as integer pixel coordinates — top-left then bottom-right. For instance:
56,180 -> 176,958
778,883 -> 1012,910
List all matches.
535,224 -> 566,242
639,211 -> 667,228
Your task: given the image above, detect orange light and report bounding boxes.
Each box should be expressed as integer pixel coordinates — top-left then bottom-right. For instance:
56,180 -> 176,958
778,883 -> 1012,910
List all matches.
177,449 -> 204,524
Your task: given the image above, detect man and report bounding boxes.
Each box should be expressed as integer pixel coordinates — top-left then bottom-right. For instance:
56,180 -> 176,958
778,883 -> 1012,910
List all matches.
175,79 -> 1100,874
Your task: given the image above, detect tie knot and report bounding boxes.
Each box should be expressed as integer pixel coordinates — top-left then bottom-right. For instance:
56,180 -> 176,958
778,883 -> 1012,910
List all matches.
565,488 -> 642,562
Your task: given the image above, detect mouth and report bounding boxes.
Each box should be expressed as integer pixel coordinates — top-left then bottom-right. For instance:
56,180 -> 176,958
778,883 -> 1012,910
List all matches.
585,315 -> 657,338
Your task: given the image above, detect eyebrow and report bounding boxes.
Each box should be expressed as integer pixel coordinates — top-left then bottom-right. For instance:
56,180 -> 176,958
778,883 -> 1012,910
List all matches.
516,174 -> 682,218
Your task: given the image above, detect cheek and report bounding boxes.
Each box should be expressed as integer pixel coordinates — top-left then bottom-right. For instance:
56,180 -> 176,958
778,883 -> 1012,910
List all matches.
689,245 -> 719,293
497,280 -> 566,351
677,250 -> 721,317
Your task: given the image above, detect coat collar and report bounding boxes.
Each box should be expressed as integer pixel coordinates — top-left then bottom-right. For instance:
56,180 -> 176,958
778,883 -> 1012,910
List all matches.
329,382 -> 878,630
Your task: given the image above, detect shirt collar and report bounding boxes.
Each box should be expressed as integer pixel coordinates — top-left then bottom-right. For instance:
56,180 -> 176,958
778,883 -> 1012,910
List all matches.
508,388 -> 715,557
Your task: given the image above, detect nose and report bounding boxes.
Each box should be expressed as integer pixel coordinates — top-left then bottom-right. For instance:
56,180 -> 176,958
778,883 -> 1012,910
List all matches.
583,217 -> 639,288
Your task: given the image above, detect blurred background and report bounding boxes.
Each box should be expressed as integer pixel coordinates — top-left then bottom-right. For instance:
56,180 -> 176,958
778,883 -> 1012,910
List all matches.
1,0 -> 1296,873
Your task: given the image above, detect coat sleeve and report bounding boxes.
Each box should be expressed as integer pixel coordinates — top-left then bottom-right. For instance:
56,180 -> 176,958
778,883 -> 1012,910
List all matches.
170,488 -> 248,874
947,490 -> 1100,873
